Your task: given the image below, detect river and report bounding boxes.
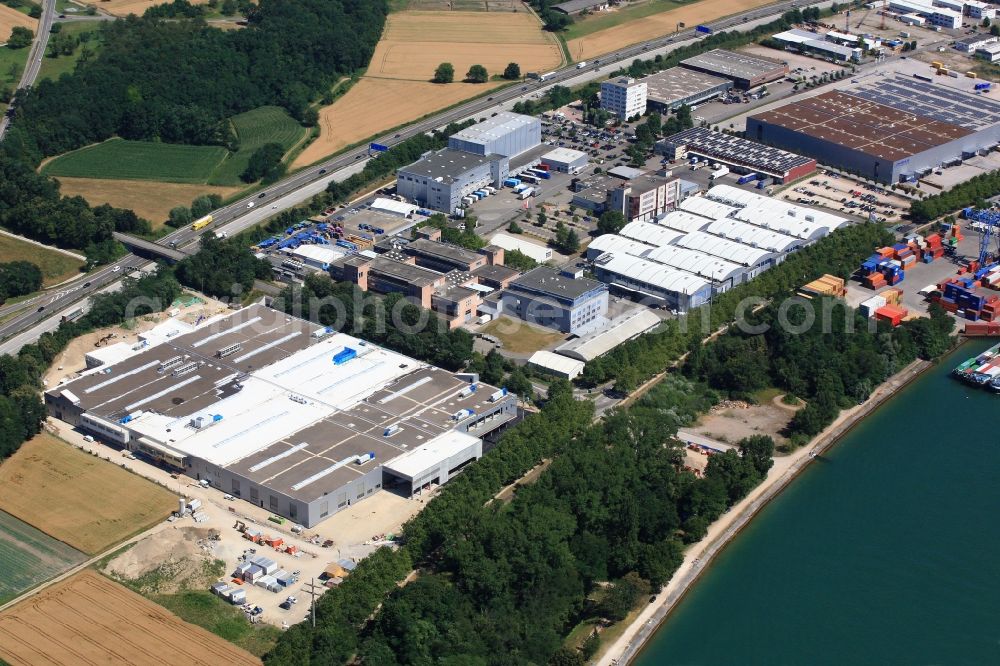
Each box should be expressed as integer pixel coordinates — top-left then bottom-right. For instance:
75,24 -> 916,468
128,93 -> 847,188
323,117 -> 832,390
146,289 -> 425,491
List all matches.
636,339 -> 1000,665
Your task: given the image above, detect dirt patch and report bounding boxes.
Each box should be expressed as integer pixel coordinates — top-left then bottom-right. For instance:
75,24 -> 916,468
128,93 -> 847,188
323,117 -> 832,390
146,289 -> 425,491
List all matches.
105,527 -> 221,591
55,177 -> 242,229
292,10 -> 561,168
0,570 -> 259,666
691,399 -> 791,446
75,0 -> 210,18
479,315 -> 565,353
0,433 -> 176,555
0,4 -> 35,42
293,78 -> 503,167
566,0 -> 777,62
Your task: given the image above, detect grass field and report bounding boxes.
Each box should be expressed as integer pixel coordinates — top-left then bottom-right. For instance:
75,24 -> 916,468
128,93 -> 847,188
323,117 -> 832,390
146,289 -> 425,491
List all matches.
479,316 -> 565,353
37,20 -> 105,83
152,590 -> 281,657
42,138 -> 229,183
0,571 -> 261,665
0,3 -> 35,42
564,0 -> 777,61
56,177 -> 241,228
0,233 -> 84,286
209,105 -> 307,185
293,10 -> 560,168
0,433 -> 177,555
0,510 -> 85,605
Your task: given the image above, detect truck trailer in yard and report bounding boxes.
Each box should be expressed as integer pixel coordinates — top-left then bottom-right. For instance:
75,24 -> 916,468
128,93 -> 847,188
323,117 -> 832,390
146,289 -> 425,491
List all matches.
519,187 -> 534,199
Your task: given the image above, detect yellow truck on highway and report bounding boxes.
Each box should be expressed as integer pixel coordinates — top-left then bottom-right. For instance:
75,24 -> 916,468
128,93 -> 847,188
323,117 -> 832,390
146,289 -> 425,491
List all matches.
191,214 -> 213,231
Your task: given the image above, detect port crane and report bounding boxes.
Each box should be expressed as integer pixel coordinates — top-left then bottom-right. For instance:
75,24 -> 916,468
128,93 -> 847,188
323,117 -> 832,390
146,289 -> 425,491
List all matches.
963,207 -> 1000,267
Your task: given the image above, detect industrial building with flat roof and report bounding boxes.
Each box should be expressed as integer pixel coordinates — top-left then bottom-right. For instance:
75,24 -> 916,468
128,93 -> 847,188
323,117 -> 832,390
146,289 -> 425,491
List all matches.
679,49 -> 788,90
542,147 -> 589,174
601,77 -> 647,120
747,75 -> 1000,183
448,112 -> 541,158
639,67 -> 733,112
500,267 -> 609,334
771,28 -> 862,62
657,127 -> 817,183
46,304 -> 518,527
585,186 -> 847,311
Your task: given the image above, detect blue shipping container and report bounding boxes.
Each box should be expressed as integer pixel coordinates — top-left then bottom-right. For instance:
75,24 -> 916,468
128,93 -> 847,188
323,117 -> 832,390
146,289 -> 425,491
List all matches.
333,347 -> 357,365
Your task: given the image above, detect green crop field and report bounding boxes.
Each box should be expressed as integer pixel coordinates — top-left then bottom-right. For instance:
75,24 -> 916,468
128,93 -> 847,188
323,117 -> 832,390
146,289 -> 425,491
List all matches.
42,139 -> 229,184
209,106 -> 307,185
0,510 -> 86,605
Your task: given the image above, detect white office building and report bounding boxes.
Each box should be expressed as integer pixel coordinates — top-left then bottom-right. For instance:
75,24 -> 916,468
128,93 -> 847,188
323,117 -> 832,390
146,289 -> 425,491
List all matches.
600,77 -> 647,120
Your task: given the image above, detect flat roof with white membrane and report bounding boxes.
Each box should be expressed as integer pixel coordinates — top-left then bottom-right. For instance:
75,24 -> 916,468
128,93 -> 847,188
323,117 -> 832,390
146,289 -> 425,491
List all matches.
383,430 -> 480,480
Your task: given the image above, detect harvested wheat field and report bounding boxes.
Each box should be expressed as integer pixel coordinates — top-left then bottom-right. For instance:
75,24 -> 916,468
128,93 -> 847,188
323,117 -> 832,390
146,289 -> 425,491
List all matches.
566,0 -> 777,62
76,0 -> 210,18
56,177 -> 241,228
0,570 -> 260,666
0,4 -> 35,42
0,433 -> 176,555
295,78 -> 497,167
293,10 -> 561,168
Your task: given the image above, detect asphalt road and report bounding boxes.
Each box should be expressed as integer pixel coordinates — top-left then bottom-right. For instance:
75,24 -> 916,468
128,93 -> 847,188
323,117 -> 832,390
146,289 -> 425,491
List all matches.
0,0 -> 830,351
0,0 -> 56,139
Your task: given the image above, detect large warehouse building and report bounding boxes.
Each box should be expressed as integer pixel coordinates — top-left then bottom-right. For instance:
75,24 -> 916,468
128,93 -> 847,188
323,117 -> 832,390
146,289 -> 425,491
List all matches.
747,75 -> 1000,183
46,304 -> 518,527
679,49 -> 788,90
398,113 -> 541,212
657,127 -> 817,183
586,186 -> 847,311
640,67 -> 733,113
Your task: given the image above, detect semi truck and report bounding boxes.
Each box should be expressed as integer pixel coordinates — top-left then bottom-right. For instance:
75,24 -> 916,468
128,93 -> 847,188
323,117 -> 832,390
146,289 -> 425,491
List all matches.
191,214 -> 213,231
513,184 -> 528,193
737,173 -> 758,185
519,187 -> 534,199
709,166 -> 729,180
576,61 -> 587,69
504,178 -> 521,187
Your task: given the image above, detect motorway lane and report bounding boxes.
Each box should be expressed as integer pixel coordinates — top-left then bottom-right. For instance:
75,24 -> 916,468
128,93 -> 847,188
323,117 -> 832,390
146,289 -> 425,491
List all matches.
1,0 -> 827,350
0,0 -> 56,139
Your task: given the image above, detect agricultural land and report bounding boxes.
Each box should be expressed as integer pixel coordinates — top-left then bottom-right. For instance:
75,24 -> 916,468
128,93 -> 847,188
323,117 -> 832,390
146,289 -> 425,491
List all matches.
0,3 -> 35,42
0,233 -> 84,286
75,0 -> 210,18
0,570 -> 261,666
0,510 -> 85,605
564,0 -> 777,61
37,20 -> 106,83
41,106 -> 305,223
0,433 -> 177,555
292,9 -> 562,167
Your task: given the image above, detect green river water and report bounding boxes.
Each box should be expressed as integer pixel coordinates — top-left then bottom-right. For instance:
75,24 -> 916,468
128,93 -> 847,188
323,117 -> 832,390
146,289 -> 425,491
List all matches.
636,339 -> 1000,666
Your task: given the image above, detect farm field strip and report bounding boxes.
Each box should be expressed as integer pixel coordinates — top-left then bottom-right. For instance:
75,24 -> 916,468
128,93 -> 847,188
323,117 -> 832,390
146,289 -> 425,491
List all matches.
0,571 -> 260,666
565,0 -> 778,61
0,434 -> 177,555
75,0 -> 211,18
0,511 -> 85,606
0,3 -> 35,42
0,234 -> 84,286
42,139 -> 229,184
209,105 -> 307,185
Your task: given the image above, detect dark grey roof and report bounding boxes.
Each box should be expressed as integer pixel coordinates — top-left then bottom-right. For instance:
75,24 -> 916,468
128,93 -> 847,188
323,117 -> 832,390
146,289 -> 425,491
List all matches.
511,267 -> 605,300
398,149 -> 501,184
553,0 -> 609,14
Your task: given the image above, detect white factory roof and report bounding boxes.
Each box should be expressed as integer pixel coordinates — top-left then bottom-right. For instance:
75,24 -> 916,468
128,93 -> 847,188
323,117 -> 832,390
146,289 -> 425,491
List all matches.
490,232 -> 553,263
370,197 -> 417,217
126,333 -> 421,466
85,342 -> 136,367
139,319 -> 196,347
773,28 -> 823,45
450,112 -> 538,143
596,252 -> 710,295
704,218 -> 803,253
643,244 -> 745,283
656,210 -> 713,234
291,245 -> 346,265
527,350 -> 586,379
676,231 -> 776,267
707,185 -> 848,239
382,430 -> 480,479
618,222 -> 686,248
543,147 -> 589,164
679,196 -> 740,220
586,234 -> 653,258
555,308 -> 661,362
826,30 -> 859,43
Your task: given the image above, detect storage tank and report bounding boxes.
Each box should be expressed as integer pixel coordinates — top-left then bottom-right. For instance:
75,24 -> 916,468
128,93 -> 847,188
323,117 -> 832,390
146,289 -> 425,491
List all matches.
178,498 -> 187,515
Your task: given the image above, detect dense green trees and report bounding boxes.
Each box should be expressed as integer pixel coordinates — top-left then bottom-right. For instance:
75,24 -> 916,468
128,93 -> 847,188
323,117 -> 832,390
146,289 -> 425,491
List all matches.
502,62 -> 521,80
8,0 -> 388,159
503,248 -> 537,271
909,170 -> 1000,222
0,269 -> 180,462
465,64 -> 488,83
6,26 -> 33,49
0,261 -> 43,301
597,210 -> 625,235
174,234 -> 272,297
433,62 -> 454,84
241,142 -> 285,183
553,221 -> 580,254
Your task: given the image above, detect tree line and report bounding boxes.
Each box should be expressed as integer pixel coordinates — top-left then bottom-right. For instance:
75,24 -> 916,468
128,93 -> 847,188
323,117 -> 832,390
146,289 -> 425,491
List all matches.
6,0 -> 389,161
265,374 -> 775,664
0,269 -> 180,461
909,169 -> 1000,222
0,261 -> 43,303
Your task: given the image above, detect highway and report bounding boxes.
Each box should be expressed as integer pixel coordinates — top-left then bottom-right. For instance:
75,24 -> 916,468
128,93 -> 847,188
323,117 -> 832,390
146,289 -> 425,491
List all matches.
0,0 -> 56,140
0,0 -> 830,351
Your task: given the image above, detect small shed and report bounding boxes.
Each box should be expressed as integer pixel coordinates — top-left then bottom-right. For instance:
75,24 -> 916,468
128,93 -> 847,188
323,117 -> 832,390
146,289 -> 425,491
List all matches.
229,588 -> 247,605
250,555 -> 278,575
243,564 -> 264,583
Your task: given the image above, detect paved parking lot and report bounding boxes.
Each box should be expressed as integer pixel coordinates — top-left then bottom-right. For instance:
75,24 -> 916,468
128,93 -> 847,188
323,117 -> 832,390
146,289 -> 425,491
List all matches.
777,170 -> 912,222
